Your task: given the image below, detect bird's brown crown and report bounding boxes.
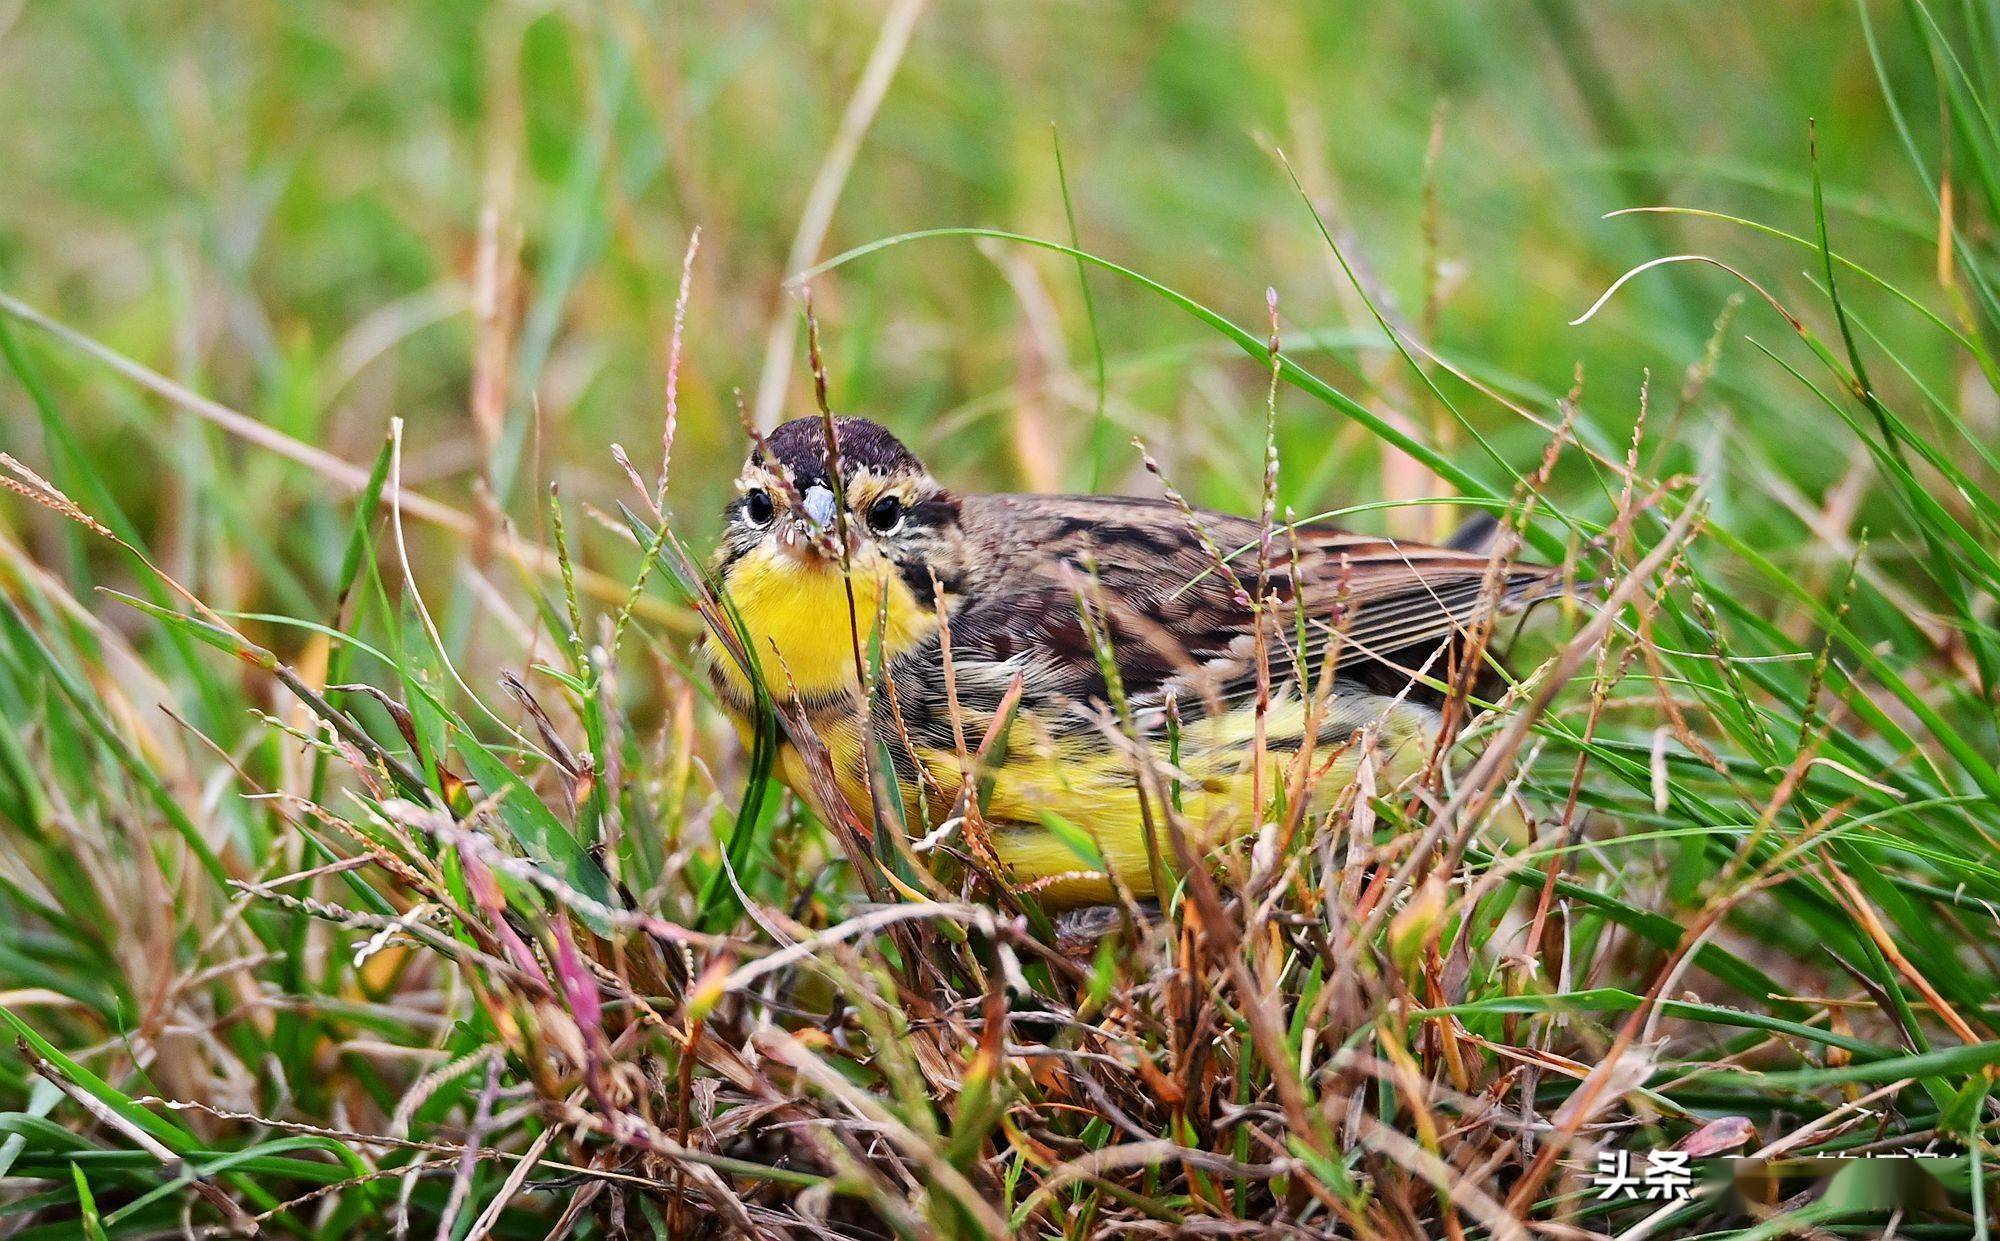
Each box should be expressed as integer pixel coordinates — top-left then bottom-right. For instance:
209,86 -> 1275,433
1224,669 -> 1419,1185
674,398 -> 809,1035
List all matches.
753,416 -> 924,491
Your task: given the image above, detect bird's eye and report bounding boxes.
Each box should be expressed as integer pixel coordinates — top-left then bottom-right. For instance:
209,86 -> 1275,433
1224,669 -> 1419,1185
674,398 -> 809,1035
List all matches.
866,494 -> 904,534
743,488 -> 774,527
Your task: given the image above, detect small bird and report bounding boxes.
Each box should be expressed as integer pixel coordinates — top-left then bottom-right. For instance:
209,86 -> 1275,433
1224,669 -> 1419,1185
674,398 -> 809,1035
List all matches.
704,416 -> 1559,907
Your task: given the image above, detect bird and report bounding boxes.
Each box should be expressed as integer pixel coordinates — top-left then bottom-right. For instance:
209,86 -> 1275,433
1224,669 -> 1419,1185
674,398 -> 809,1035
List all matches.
701,415 -> 1561,908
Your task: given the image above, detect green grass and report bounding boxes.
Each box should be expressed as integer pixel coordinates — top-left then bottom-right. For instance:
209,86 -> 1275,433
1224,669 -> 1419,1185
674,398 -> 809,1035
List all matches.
2,1 -> 2000,1236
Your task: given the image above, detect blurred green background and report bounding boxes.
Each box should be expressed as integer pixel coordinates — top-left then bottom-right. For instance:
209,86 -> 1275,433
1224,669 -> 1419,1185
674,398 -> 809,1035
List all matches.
0,0 -> 1948,624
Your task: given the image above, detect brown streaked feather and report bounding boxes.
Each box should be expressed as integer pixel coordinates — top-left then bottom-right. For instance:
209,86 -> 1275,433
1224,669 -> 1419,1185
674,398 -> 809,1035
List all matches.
885,493 -> 1561,746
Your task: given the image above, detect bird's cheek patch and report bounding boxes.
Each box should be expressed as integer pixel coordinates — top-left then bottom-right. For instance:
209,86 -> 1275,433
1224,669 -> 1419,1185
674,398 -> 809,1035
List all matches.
903,495 -> 959,530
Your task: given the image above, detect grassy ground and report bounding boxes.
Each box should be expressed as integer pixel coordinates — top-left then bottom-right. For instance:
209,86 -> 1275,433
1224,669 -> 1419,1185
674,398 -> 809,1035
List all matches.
3,0 -> 2000,1236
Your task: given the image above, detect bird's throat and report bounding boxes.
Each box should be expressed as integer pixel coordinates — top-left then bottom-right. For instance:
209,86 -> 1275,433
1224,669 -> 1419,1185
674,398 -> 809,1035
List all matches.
709,547 -> 935,708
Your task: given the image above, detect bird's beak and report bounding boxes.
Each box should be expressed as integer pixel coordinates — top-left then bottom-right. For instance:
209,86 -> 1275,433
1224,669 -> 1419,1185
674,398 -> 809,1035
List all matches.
801,484 -> 838,531
775,483 -> 851,564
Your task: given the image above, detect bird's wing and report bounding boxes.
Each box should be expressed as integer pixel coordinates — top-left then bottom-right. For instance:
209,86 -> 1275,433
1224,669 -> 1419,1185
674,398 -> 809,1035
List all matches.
887,494 -> 1562,746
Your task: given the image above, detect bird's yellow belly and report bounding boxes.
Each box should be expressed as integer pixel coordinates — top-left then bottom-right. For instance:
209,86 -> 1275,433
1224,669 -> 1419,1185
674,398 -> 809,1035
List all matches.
963,697 -> 1439,906
750,692 -> 1440,910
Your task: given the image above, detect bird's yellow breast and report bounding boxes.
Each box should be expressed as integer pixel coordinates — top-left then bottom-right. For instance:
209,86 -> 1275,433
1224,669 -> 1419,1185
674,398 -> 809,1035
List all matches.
708,546 -> 936,705
709,549 -> 943,866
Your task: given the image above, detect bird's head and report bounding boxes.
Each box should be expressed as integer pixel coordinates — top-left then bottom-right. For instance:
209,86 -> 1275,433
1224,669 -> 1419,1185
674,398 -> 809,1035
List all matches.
718,416 -> 963,601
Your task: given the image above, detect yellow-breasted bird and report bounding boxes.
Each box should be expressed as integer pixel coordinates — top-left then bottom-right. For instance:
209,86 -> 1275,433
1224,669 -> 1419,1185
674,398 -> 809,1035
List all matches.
704,416 -> 1560,907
